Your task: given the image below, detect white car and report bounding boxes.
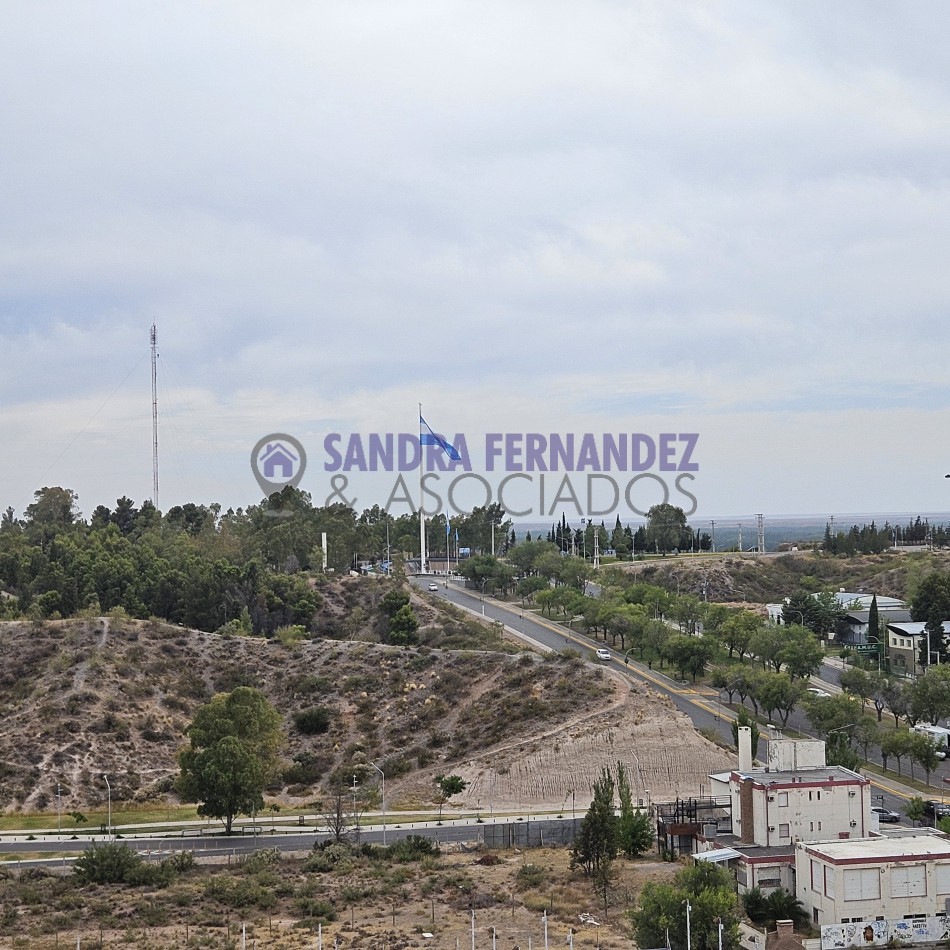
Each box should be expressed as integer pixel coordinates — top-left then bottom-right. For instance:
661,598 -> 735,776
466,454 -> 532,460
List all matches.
806,687 -> 831,699
427,582 -> 439,592
595,648 -> 611,662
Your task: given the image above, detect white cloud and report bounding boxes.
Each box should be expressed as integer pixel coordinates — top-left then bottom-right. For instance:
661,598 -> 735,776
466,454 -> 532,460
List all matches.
2,1 -> 950,520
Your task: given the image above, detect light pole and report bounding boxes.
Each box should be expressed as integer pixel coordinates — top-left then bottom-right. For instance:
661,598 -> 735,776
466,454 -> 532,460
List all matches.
783,602 -> 805,628
102,773 -> 111,841
370,762 -> 386,846
684,899 -> 692,950
351,775 -> 360,844
56,782 -> 62,834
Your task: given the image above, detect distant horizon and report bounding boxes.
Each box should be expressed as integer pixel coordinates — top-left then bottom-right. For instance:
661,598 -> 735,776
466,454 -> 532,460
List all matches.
513,510 -> 950,528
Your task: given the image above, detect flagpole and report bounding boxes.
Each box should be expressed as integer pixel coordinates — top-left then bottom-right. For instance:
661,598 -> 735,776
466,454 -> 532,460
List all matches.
419,402 -> 426,575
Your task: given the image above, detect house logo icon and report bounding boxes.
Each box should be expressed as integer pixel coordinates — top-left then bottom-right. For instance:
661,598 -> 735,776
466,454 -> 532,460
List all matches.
250,433 -> 307,498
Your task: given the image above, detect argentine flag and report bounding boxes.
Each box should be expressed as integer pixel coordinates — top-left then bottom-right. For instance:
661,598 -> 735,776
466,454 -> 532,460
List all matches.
419,414 -> 461,461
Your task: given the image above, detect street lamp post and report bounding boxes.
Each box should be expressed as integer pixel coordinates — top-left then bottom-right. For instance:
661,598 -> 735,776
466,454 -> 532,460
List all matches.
370,762 -> 386,846
56,782 -> 62,834
102,774 -> 111,841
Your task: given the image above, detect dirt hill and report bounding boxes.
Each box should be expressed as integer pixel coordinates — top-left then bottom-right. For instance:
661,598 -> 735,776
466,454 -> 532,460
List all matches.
0,584 -> 731,818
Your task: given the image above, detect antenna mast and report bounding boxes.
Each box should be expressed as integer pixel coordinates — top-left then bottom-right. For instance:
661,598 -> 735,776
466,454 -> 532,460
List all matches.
150,323 -> 159,506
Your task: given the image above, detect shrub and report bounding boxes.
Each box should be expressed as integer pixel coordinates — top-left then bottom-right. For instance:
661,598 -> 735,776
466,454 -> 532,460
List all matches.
296,898 -> 337,922
305,843 -> 357,873
74,843 -> 144,884
293,706 -> 332,735
385,834 -> 439,863
241,848 -> 281,874
516,864 -> 547,889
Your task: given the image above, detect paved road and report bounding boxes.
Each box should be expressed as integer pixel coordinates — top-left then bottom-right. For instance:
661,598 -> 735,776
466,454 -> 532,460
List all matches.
0,817 -> 564,867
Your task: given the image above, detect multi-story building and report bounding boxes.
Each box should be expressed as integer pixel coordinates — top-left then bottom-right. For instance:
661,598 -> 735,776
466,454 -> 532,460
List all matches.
695,730 -> 872,894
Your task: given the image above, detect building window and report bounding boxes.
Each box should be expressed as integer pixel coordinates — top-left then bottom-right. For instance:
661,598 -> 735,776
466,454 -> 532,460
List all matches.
843,868 -> 880,901
892,866 -> 926,898
825,866 -> 836,898
778,792 -> 789,807
811,860 -> 821,891
779,823 -> 790,838
814,908 -> 819,924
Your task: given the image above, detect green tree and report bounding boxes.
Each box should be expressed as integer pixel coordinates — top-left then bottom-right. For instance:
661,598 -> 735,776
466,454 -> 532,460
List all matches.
631,862 -> 740,950
645,503 -> 688,555
879,729 -> 913,776
666,635 -> 716,682
910,572 -> 950,625
714,610 -> 760,661
867,594 -> 880,647
780,626 -> 824,680
616,762 -> 653,857
881,677 -> 910,727
754,673 -> 805,728
906,796 -> 926,826
909,732 -> 942,784
388,604 -> 419,645
909,665 -> 950,725
571,767 -> 618,877
177,687 -> 284,834
434,774 -> 468,821
380,588 -> 410,618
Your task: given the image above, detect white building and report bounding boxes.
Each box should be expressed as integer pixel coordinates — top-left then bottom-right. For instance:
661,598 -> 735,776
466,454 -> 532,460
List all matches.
699,732 -> 872,894
796,830 -> 950,941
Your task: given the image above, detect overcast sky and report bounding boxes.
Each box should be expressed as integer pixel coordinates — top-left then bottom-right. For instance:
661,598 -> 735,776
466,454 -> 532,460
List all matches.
3,1 -> 950,525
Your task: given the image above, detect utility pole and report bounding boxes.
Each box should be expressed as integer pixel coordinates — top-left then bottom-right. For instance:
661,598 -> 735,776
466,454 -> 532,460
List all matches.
756,513 -> 765,554
710,519 -> 716,552
150,323 -> 159,507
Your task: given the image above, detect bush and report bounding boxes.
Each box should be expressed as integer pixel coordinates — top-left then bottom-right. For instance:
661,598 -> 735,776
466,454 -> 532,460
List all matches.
293,706 -> 332,735
516,864 -> 547,889
163,851 -> 195,874
74,843 -> 144,884
385,834 -> 439,863
305,843 -> 357,873
125,861 -> 175,887
241,848 -> 281,874
296,898 -> 337,922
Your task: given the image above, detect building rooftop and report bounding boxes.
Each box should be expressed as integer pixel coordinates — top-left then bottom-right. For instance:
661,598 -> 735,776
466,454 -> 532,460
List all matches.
801,830 -> 950,863
733,765 -> 865,786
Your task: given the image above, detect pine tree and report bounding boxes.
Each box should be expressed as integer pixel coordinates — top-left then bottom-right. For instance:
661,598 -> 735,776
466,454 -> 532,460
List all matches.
571,767 -> 618,876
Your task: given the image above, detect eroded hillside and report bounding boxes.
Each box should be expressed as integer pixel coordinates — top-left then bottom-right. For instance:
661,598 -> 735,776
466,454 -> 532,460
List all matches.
0,589 -> 731,817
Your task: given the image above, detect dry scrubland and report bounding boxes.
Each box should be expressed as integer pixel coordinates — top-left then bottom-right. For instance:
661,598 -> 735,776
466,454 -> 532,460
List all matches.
0,579 -> 729,817
0,844 -> 682,948
0,574 -> 735,945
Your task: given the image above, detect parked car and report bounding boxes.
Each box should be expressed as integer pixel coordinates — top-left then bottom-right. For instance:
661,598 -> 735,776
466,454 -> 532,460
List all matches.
595,648 -> 611,662
922,800 -> 950,822
427,582 -> 440,592
871,806 -> 901,824
806,687 -> 831,698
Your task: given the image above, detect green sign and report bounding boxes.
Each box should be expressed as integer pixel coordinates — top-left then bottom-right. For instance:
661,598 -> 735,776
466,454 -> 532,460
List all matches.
854,643 -> 882,654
